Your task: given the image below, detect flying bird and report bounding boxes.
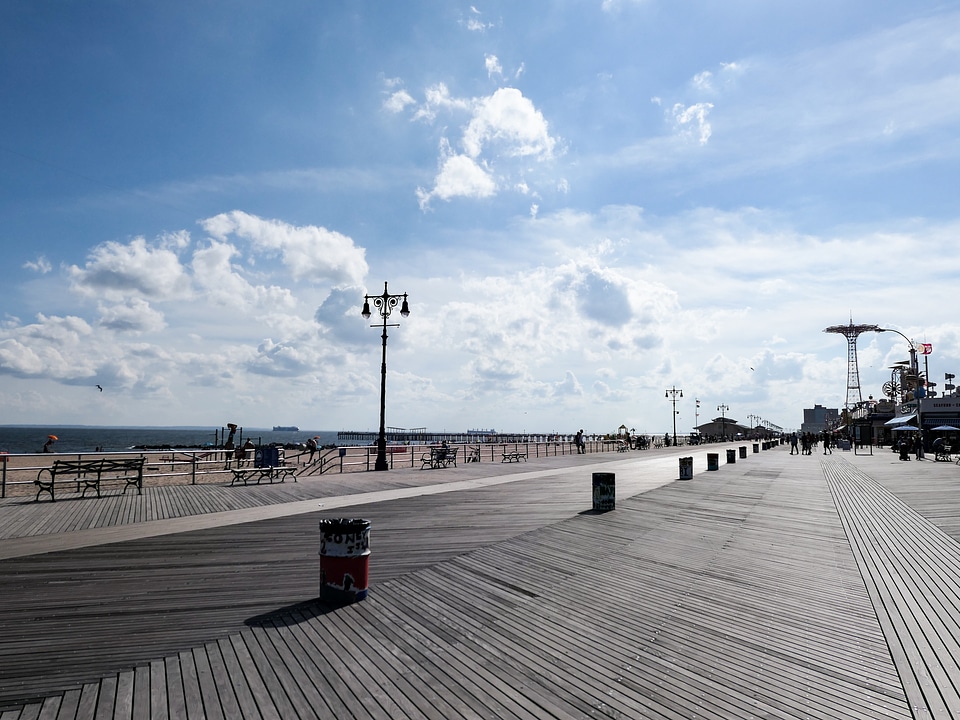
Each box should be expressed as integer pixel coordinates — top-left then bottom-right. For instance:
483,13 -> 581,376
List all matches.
96,385 -> 103,392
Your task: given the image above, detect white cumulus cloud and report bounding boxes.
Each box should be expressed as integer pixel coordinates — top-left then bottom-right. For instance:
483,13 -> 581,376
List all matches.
200,211 -> 368,286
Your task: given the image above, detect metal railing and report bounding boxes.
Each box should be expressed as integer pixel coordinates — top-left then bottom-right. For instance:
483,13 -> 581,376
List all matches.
1,439 -> 647,498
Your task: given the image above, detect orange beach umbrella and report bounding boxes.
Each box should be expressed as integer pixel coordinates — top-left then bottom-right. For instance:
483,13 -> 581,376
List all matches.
47,435 -> 58,441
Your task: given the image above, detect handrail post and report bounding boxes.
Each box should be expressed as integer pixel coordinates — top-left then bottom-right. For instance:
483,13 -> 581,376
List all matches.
191,453 -> 197,485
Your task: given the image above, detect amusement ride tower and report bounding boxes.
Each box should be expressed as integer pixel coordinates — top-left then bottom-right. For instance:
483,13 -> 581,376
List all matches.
824,320 -> 880,411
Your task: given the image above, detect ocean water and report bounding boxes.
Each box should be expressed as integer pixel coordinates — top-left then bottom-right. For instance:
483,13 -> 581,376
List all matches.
0,426 -> 341,455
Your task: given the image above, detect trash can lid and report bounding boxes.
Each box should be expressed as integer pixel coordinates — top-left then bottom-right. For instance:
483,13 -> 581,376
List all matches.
319,518 -> 371,531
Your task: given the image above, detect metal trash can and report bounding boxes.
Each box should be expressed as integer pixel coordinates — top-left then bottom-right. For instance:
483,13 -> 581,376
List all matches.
592,472 -> 615,511
739,446 -> 747,459
707,453 -> 719,471
255,446 -> 280,467
753,443 -> 759,454
679,457 -> 693,480
319,518 -> 370,604
726,449 -> 737,464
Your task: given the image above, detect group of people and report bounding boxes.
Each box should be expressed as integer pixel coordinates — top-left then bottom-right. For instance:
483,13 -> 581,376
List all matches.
788,431 -> 838,455
897,433 -> 925,461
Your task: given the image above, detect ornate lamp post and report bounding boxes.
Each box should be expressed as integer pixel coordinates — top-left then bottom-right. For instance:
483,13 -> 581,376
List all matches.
717,404 -> 729,440
362,282 -> 410,471
665,386 -> 683,447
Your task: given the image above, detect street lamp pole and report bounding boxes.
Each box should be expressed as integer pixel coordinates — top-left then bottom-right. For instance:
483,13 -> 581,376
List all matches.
665,386 -> 683,447
362,282 -> 410,471
718,404 -> 729,441
877,327 -> 918,386
878,326 -> 924,450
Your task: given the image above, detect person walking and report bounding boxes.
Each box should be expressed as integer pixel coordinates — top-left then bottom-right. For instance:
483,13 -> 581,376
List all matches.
790,433 -> 799,455
575,429 -> 585,454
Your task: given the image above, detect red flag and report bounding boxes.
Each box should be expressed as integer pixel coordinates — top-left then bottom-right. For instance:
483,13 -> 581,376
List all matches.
919,343 -> 933,355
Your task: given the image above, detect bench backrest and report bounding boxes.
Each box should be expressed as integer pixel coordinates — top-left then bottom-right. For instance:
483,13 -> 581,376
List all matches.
51,459 -> 104,475
50,458 -> 145,477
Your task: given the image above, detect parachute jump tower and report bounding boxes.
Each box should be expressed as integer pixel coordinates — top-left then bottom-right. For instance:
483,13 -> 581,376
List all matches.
824,321 -> 880,411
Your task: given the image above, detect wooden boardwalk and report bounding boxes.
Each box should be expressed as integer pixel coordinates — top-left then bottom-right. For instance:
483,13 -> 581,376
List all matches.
2,446 -> 960,718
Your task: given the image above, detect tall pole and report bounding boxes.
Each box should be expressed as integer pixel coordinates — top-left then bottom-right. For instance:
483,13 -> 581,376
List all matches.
362,282 -> 410,471
878,326 -> 922,445
718,404 -> 729,441
665,386 -> 683,447
377,316 -> 388,470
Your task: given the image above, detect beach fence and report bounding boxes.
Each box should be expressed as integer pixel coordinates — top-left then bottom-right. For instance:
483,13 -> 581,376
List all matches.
297,438 -> 622,476
0,448 -> 276,499
1,438 -> 632,498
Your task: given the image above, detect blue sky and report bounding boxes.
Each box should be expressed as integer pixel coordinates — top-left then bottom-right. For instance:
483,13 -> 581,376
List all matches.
1,1 -> 958,435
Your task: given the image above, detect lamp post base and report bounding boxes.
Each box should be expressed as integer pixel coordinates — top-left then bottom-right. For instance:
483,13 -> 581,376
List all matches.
374,438 -> 388,471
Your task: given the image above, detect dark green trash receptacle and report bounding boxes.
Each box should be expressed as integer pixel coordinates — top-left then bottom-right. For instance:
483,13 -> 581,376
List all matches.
679,457 -> 693,480
707,453 -> 719,471
739,446 -> 747,459
255,446 -> 280,467
753,443 -> 760,454
319,518 -> 370,604
726,449 -> 736,464
592,472 -> 615,511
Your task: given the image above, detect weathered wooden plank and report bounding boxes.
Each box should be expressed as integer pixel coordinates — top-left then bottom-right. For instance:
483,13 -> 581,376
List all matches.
147,661 -> 167,720
91,675 -> 116,720
53,689 -> 80,720
190,646 -> 224,720
161,656 -> 185,720
227,633 -> 281,720
176,651 -> 203,720
213,637 -> 261,720
244,624 -> 317,720
73,683 -> 99,720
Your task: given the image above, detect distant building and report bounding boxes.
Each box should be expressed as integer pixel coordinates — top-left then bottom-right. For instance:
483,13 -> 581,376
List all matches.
801,404 -> 839,434
694,416 -> 752,440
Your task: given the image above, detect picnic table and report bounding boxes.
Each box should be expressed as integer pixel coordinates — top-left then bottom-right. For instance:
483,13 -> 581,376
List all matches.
229,465 -> 297,486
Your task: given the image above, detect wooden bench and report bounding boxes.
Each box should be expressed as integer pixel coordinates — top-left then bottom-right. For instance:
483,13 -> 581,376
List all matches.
420,447 -> 458,469
229,465 -> 298,486
35,458 -> 145,502
501,450 -> 527,463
